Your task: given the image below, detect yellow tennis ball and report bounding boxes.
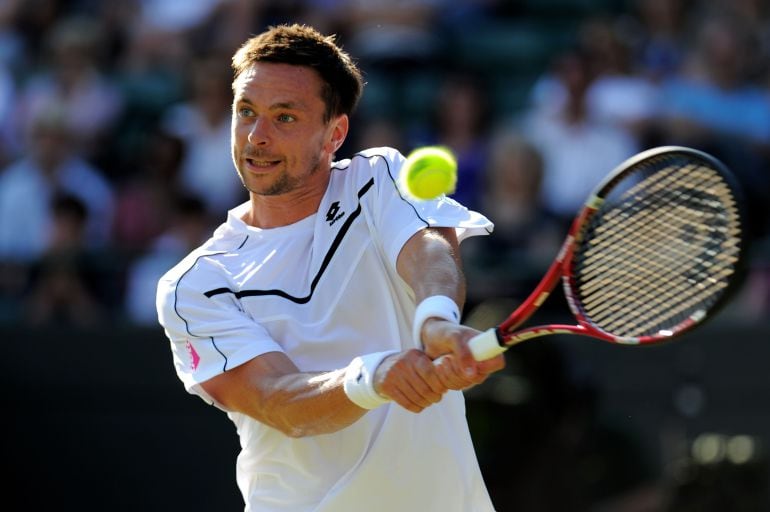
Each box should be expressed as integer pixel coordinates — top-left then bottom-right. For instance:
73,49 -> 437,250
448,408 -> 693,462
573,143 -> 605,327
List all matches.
401,146 -> 458,200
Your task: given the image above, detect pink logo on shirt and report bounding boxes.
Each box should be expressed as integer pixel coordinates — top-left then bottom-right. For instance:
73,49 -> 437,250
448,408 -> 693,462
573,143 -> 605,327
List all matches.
185,340 -> 200,371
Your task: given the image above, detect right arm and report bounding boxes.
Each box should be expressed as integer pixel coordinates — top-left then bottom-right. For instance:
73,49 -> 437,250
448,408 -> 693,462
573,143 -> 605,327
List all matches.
159,265 -> 449,439
200,348 -> 448,438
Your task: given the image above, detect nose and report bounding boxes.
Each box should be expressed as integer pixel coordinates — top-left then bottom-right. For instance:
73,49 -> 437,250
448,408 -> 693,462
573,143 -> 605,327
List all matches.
247,117 -> 269,146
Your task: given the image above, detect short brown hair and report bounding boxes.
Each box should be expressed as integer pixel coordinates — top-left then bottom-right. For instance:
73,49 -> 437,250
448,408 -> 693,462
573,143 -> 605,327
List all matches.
232,24 -> 364,121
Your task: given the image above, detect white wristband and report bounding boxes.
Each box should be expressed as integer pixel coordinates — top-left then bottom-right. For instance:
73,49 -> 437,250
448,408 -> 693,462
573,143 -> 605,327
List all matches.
412,295 -> 461,347
343,350 -> 399,409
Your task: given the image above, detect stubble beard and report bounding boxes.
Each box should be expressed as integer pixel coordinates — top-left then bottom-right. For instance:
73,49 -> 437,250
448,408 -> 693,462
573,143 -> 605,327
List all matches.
237,151 -> 323,197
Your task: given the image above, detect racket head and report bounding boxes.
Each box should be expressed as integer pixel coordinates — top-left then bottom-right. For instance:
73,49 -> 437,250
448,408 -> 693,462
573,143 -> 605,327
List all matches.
563,146 -> 749,345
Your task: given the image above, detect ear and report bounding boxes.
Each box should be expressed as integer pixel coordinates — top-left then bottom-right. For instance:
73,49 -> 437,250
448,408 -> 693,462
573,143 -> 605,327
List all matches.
326,114 -> 349,154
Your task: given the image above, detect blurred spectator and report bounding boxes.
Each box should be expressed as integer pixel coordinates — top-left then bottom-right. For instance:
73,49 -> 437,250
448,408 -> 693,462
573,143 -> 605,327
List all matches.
124,194 -> 209,325
136,0 -> 259,59
347,116 -> 405,154
0,0 -> 20,167
0,60 -> 16,167
13,15 -> 124,160
111,9 -> 187,172
657,12 -> 770,146
23,194 -> 105,327
0,2 -> 22,64
0,108 -> 115,262
461,129 -> 562,306
161,55 -> 246,215
630,0 -> 688,82
326,0 -> 447,130
578,16 -> 661,146
137,0 -> 224,34
333,0 -> 444,69
5,0 -> 64,72
655,10 -> 770,238
112,130 -> 186,252
411,72 -> 492,211
518,48 -> 638,223
707,0 -> 770,83
185,0 -> 262,57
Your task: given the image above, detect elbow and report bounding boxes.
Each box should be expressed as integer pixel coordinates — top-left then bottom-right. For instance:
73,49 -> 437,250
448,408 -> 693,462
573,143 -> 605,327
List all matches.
233,406 -> 312,438
257,394 -> 319,438
271,415 -> 349,438
268,409 -> 359,439
280,425 -> 310,438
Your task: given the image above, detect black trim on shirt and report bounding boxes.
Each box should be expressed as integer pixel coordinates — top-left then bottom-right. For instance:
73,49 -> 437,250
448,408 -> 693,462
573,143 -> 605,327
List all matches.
203,150 -> 429,303
204,177 -> 374,303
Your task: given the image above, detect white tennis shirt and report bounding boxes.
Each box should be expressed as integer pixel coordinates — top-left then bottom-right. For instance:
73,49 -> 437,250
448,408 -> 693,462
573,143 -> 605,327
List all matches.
157,147 -> 496,511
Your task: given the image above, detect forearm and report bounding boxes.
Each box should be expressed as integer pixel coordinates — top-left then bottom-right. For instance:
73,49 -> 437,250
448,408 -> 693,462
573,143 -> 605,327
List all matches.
396,227 -> 506,383
398,227 -> 466,306
254,369 -> 367,438
201,353 -> 367,438
205,351 -> 451,435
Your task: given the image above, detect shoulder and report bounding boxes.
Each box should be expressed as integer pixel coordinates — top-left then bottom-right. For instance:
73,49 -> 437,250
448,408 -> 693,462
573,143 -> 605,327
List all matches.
156,228 -> 247,302
333,146 -> 405,179
155,242 -> 236,329
328,146 -> 409,200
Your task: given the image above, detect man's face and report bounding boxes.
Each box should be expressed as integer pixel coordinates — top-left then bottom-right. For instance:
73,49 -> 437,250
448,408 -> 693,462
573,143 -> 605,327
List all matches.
231,62 -> 347,197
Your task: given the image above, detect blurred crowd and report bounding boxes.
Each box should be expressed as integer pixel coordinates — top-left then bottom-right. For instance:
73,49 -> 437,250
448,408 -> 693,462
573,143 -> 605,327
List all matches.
0,0 -> 769,328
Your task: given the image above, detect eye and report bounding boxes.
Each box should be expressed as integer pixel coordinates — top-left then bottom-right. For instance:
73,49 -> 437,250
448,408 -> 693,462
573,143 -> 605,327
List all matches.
277,113 -> 296,123
237,106 -> 255,118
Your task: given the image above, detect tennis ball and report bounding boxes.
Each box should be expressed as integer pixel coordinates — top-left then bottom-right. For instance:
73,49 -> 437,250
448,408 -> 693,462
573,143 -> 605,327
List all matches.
401,146 -> 457,200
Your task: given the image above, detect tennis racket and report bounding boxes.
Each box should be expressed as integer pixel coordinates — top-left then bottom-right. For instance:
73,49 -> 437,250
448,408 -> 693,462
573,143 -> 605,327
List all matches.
465,145 -> 748,361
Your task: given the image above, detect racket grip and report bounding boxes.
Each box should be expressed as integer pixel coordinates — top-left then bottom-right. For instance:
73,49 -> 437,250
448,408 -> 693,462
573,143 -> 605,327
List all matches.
432,328 -> 507,366
467,328 -> 507,361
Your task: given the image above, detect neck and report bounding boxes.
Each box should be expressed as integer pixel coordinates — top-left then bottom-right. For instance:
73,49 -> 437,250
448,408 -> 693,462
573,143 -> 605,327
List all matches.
244,174 -> 330,229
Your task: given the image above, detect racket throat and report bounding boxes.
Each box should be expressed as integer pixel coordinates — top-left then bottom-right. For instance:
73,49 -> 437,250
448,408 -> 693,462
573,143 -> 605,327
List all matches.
505,325 -> 587,345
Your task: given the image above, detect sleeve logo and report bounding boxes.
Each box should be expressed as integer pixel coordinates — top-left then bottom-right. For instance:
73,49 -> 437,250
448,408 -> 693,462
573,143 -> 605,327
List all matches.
185,339 -> 201,371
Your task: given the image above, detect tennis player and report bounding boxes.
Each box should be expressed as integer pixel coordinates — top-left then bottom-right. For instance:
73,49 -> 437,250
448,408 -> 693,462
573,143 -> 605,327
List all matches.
156,24 -> 504,511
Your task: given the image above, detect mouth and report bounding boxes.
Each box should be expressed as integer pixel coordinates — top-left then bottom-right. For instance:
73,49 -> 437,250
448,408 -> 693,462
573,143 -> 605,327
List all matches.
244,157 -> 282,173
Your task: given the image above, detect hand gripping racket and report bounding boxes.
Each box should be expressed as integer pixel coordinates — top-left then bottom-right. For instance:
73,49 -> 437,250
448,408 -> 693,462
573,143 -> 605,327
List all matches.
467,145 -> 748,361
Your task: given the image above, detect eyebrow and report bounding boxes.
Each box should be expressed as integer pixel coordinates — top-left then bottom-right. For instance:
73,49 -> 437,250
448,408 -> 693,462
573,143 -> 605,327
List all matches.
236,97 -> 307,111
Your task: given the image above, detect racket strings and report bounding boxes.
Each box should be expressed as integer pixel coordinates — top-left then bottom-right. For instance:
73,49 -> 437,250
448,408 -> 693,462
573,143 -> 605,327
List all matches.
589,189 -> 738,334
580,183 -> 740,294
572,161 -> 742,338
581,207 -> 717,286
588,166 -> 740,334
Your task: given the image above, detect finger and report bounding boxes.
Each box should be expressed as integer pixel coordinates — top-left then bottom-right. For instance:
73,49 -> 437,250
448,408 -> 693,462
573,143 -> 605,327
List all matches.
435,355 -> 475,390
386,386 -> 425,413
399,350 -> 445,402
454,340 -> 480,380
379,361 -> 441,409
477,354 -> 505,375
400,371 -> 443,407
446,346 -> 480,382
413,355 -> 448,395
392,374 -> 441,410
459,355 -> 505,387
424,321 -> 479,379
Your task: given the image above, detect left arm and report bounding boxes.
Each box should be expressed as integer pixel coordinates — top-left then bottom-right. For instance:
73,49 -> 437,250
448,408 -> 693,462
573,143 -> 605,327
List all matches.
395,227 -> 504,389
